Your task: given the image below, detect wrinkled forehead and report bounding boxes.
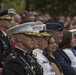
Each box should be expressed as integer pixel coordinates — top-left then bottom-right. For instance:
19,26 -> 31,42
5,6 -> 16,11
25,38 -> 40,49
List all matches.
53,30 -> 63,34
38,36 -> 49,41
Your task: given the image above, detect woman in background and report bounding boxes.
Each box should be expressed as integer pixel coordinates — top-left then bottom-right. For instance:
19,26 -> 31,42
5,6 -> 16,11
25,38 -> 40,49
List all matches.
43,35 -> 64,75
59,30 -> 76,72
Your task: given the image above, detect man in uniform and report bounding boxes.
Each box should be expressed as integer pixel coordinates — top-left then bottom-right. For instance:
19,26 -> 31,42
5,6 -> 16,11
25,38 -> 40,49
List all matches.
2,22 -> 43,75
0,9 -> 12,68
45,20 -> 76,75
32,24 -> 56,75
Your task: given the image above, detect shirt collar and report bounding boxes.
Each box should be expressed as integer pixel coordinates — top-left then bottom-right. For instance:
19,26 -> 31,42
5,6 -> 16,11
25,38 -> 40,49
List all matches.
34,48 -> 43,53
1,30 -> 7,36
15,46 -> 27,53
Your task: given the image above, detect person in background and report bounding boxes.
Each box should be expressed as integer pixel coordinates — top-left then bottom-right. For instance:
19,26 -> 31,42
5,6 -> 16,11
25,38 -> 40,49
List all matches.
45,20 -> 76,75
7,8 -> 18,27
28,15 -> 36,22
33,24 -> 56,75
35,20 -> 43,24
43,33 -> 64,75
67,23 -> 76,30
7,31 -> 16,51
68,29 -> 76,51
60,30 -> 76,72
14,13 -> 21,24
0,9 -> 12,68
7,8 -> 17,51
2,22 -> 43,75
58,15 -> 65,23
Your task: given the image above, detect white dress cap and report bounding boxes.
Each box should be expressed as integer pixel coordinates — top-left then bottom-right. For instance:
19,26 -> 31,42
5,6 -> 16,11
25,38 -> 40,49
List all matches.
8,8 -> 16,15
8,22 -> 35,35
32,24 -> 46,33
69,29 -> 76,35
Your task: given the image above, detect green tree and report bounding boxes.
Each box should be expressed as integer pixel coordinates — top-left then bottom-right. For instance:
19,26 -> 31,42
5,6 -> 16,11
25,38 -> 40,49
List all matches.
1,0 -> 76,15
2,0 -> 25,13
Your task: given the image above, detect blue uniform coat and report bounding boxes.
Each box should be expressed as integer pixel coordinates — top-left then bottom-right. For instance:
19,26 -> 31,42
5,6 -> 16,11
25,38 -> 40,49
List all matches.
53,47 -> 76,75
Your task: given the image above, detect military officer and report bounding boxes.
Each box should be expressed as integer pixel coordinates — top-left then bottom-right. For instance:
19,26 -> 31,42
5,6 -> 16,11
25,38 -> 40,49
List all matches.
32,24 -> 56,75
45,20 -> 76,75
2,22 -> 43,75
0,9 -> 12,68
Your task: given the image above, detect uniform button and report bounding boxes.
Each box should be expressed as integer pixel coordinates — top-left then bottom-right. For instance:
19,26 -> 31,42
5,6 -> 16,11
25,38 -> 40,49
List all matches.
31,66 -> 34,69
33,71 -> 35,74
12,56 -> 16,58
3,51 -> 6,54
15,52 -> 17,54
25,66 -> 28,69
4,47 -> 6,49
31,60 -> 33,62
10,53 -> 13,55
28,73 -> 29,75
23,52 -> 26,56
34,66 -> 35,68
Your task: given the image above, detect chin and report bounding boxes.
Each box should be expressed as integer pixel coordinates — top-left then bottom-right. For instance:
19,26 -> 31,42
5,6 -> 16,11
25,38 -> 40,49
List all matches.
30,46 -> 33,49
59,40 -> 62,43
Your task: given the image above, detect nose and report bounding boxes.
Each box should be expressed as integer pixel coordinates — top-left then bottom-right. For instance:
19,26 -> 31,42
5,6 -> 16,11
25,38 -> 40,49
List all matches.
8,20 -> 11,23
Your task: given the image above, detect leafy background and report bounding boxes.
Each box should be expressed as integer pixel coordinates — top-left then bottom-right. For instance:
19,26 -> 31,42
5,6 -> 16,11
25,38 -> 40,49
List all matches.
0,0 -> 25,13
0,0 -> 76,15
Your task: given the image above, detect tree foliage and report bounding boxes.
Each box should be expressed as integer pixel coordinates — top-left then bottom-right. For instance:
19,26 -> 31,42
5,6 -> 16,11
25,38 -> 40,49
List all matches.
1,0 -> 76,15
30,0 -> 76,15
2,0 -> 25,13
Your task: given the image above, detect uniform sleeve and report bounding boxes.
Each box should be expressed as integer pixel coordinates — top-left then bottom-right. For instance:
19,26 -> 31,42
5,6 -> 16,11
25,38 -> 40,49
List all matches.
54,50 -> 76,75
2,61 -> 25,75
0,38 -> 5,67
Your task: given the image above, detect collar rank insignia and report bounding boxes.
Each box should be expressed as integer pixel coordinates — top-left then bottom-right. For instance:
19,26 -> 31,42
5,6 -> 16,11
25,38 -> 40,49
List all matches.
2,39 -> 7,48
32,51 -> 37,57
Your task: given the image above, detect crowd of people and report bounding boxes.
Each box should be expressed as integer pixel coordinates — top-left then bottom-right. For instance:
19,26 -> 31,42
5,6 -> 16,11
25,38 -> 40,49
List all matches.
0,8 -> 76,75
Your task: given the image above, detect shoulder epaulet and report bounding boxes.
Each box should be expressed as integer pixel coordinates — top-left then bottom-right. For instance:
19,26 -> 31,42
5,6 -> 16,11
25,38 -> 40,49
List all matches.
32,51 -> 37,57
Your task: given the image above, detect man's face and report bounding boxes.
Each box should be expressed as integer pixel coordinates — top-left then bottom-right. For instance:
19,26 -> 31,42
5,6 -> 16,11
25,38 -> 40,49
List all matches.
53,31 -> 63,44
22,35 -> 34,50
38,36 -> 48,50
32,36 -> 39,49
0,20 -> 12,28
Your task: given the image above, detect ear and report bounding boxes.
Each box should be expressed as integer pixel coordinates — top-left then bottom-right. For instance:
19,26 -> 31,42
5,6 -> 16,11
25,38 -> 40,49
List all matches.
17,35 -> 23,42
0,21 -> 2,26
32,37 -> 36,41
37,38 -> 41,43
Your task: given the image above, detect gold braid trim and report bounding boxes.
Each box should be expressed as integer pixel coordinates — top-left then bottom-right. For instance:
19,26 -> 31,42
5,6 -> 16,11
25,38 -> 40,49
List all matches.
0,15 -> 12,20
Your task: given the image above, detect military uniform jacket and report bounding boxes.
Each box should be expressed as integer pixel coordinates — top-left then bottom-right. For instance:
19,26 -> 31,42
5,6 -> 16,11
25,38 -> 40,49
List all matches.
33,48 -> 55,75
2,47 -> 43,75
53,46 -> 76,75
0,30 -> 11,67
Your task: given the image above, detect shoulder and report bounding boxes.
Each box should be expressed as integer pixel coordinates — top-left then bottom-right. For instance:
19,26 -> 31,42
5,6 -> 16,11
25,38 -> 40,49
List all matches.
63,49 -> 72,54
5,52 -> 21,64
